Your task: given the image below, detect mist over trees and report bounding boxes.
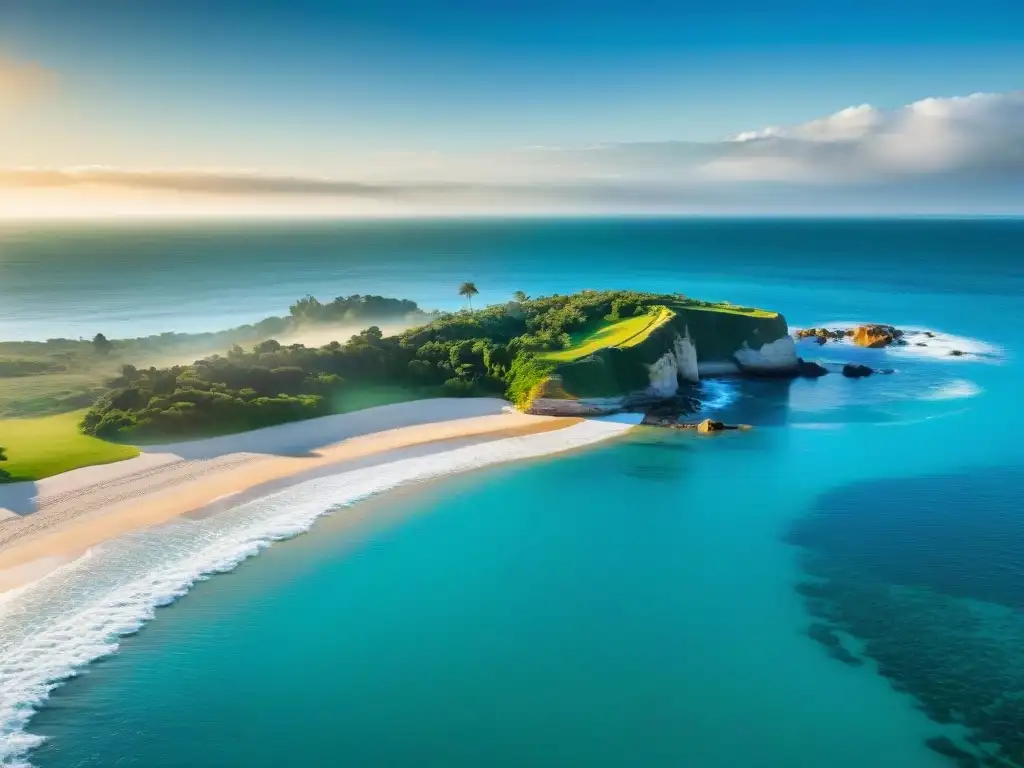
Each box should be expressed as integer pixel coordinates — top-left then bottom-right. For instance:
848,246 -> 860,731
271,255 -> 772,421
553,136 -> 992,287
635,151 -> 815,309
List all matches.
81,290 -> 667,440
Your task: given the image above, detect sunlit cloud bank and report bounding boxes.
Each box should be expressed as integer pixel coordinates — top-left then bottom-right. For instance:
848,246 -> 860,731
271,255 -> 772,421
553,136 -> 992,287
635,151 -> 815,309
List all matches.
2,91 -> 1022,217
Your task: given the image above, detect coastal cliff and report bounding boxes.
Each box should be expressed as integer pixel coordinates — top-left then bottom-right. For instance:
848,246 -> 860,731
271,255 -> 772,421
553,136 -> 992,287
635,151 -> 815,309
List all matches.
519,300 -> 796,415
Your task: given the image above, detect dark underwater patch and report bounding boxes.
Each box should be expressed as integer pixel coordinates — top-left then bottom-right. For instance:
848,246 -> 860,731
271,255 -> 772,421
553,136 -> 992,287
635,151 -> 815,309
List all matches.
787,466 -> 1024,610
787,466 -> 1024,767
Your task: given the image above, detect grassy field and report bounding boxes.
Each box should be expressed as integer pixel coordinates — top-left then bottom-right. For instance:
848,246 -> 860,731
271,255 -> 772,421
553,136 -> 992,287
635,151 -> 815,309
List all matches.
0,371 -> 112,419
541,307 -> 673,363
0,410 -> 140,483
671,299 -> 778,318
0,387 -> 441,481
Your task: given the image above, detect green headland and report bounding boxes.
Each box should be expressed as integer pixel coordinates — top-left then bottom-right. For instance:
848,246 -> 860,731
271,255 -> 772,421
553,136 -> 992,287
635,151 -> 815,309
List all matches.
0,290 -> 791,482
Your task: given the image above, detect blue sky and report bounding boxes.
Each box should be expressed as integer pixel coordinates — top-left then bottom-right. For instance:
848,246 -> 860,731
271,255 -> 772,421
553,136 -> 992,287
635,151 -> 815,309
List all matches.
0,0 -> 1022,214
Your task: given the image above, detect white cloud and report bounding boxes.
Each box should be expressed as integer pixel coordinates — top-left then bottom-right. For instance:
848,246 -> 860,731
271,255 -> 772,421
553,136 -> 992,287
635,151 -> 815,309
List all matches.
1,90 -> 1022,215
733,104 -> 884,143
710,91 -> 1024,182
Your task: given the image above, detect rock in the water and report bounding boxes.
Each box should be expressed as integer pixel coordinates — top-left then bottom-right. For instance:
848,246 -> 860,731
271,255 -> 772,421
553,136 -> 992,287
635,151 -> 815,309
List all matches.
641,396 -> 701,426
697,418 -> 726,433
842,363 -> 874,378
796,358 -> 829,378
950,349 -> 966,357
916,342 -> 928,347
852,324 -> 903,348
796,327 -> 848,343
647,417 -> 750,432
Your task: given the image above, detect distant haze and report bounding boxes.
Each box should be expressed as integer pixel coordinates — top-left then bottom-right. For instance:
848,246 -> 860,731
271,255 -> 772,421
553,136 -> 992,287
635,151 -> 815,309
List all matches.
2,91 -> 1022,216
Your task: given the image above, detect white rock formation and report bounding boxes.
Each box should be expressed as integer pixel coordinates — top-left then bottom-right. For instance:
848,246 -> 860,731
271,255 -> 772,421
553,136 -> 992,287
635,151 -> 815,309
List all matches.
673,328 -> 700,384
733,335 -> 799,373
646,329 -> 701,396
647,351 -> 680,397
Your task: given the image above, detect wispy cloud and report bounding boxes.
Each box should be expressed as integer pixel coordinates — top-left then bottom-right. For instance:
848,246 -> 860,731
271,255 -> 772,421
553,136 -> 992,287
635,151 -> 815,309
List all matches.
0,56 -> 56,108
1,91 -> 1022,214
0,167 -> 412,197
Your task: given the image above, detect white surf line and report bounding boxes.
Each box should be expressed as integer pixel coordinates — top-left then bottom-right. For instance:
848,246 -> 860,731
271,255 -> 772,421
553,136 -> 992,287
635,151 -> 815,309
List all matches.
0,415 -> 640,768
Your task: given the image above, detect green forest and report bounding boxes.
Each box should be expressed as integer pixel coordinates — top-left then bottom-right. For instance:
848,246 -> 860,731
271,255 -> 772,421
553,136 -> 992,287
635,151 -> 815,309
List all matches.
80,290 -> 686,440
0,294 -> 431,418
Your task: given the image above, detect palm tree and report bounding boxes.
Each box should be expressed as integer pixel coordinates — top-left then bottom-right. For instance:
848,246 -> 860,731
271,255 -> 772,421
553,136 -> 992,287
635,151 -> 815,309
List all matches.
513,290 -> 528,303
459,281 -> 479,310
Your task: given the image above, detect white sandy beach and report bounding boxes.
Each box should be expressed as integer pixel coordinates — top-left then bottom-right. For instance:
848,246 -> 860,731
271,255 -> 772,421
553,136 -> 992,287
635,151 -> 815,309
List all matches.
0,398 -> 579,592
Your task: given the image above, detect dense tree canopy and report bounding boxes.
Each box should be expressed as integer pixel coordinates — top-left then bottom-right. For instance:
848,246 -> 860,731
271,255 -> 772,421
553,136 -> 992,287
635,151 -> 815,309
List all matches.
92,333 -> 113,355
81,290 -> 677,440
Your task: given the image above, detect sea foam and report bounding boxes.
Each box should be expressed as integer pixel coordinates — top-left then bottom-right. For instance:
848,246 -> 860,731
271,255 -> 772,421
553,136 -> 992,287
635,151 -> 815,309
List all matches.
0,416 -> 639,768
796,323 -> 1003,364
921,379 -> 983,401
698,379 -> 738,412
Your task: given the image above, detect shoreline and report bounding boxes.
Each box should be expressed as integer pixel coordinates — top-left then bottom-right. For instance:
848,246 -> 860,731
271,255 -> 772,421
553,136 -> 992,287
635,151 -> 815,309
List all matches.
0,399 -> 581,593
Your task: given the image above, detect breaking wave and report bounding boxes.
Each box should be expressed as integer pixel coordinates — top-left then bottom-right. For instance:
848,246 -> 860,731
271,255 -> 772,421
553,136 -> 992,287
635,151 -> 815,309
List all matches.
0,416 -> 639,768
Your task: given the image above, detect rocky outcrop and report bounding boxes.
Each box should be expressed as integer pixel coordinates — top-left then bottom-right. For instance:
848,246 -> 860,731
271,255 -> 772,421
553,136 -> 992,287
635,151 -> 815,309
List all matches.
527,395 -> 629,417
795,358 -> 828,378
842,363 -> 874,378
733,336 -> 799,375
645,329 -> 700,398
641,396 -> 703,425
673,328 -> 700,384
645,329 -> 701,398
644,417 -> 751,432
697,418 -> 727,433
646,351 -> 680,398
797,325 -> 910,349
852,324 -> 903,348
528,373 -> 680,417
795,328 -> 851,344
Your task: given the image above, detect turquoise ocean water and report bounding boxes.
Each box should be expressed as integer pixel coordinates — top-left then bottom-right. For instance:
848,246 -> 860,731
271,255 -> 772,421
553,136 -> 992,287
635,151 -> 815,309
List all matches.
1,218 -> 1023,767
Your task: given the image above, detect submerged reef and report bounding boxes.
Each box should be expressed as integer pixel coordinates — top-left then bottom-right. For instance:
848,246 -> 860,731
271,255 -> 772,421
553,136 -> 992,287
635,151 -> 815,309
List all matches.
787,467 -> 1024,767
